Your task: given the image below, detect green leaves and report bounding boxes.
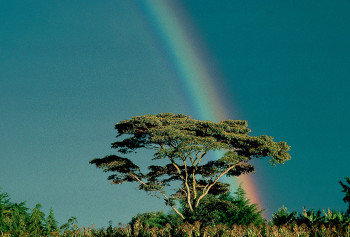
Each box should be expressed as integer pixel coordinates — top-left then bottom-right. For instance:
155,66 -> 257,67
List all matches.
109,113 -> 291,166
271,206 -> 297,226
181,186 -> 265,226
44,208 -> 59,236
271,206 -> 350,228
340,177 -> 350,215
323,209 -> 350,226
28,203 -> 45,236
90,155 -> 140,173
90,155 -> 142,185
0,188 -> 63,236
90,113 -> 291,220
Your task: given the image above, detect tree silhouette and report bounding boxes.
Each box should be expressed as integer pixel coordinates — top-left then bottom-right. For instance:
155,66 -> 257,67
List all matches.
44,208 -> 59,236
90,113 -> 290,219
340,177 -> 350,215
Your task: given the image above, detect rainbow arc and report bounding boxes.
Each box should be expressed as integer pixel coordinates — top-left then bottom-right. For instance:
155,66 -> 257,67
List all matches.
136,0 -> 262,208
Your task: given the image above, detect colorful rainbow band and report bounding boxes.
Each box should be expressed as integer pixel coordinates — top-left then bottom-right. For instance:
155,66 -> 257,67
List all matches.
135,0 -> 262,208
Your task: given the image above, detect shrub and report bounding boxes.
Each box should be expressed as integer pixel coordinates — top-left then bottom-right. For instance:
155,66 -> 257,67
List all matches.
271,205 -> 297,226
181,185 -> 265,226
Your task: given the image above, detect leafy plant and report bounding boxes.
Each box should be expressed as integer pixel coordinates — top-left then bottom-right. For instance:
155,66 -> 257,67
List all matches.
323,209 -> 350,227
60,216 -> 78,232
190,185 -> 264,226
271,206 -> 297,226
130,211 -> 179,228
297,208 -> 324,227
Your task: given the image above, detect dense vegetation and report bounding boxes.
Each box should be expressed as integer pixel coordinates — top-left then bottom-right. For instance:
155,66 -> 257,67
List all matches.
0,188 -> 59,236
1,177 -> 349,236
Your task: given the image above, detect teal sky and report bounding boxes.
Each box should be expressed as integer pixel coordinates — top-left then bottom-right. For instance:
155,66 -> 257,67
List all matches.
185,0 -> 350,217
1,0 -> 350,227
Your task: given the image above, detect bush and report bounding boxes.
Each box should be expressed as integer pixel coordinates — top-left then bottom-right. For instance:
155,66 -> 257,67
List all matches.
271,206 -> 297,226
129,211 -> 180,228
179,185 -> 265,226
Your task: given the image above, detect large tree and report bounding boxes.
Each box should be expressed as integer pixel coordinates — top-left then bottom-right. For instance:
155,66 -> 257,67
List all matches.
90,113 -> 290,219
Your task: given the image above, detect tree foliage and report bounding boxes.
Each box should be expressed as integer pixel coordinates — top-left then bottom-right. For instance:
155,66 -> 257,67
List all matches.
0,187 -> 72,236
181,185 -> 265,226
271,206 -> 297,226
0,190 -> 29,236
340,177 -> 350,215
44,208 -> 59,236
271,206 -> 350,228
130,211 -> 177,228
90,113 -> 291,219
28,203 -> 45,236
130,185 -> 265,228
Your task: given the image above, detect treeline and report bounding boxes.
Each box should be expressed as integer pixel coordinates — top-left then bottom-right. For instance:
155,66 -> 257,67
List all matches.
1,177 -> 350,236
0,188 -> 79,236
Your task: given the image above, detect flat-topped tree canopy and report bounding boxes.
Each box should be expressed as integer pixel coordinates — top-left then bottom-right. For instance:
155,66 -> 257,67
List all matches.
90,113 -> 291,219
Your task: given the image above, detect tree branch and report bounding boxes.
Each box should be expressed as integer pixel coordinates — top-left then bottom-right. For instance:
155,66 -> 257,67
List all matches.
130,173 -> 185,219
183,160 -> 193,212
195,162 -> 244,207
195,151 -> 207,169
168,156 -> 184,181
158,192 -> 185,219
192,169 -> 197,200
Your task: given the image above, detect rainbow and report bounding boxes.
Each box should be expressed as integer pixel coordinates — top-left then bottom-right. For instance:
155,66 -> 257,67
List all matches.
135,1 -> 263,208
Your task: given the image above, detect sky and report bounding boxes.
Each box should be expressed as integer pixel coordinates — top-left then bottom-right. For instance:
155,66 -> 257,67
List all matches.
1,0 -> 350,228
